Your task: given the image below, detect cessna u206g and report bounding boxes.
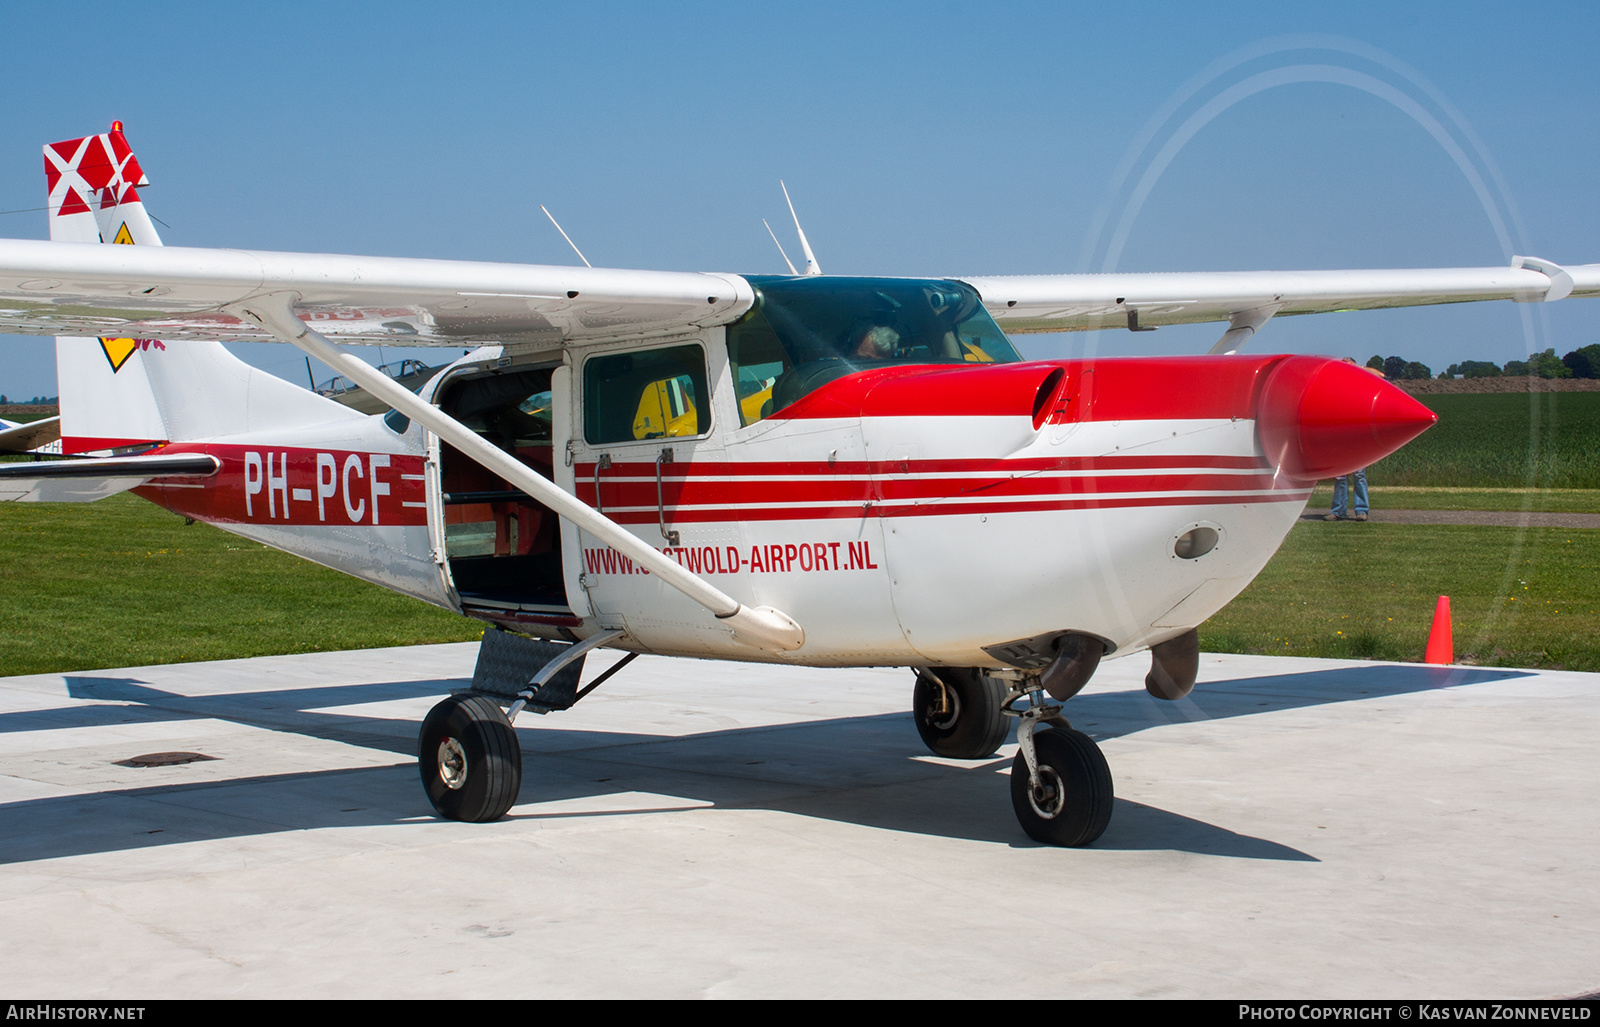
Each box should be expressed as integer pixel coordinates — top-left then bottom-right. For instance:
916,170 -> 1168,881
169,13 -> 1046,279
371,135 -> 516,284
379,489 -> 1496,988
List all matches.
2,126 -> 1593,846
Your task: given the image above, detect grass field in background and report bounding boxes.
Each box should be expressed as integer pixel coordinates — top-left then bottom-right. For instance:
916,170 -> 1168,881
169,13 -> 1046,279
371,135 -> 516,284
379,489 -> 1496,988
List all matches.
1368,391 -> 1600,488
1201,519 -> 1600,672
1307,485 -> 1600,513
0,493 -> 481,676
1220,392 -> 1600,670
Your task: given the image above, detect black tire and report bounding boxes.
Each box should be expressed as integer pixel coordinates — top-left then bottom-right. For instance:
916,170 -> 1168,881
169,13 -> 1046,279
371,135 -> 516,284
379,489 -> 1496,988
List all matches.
912,668 -> 1008,759
1009,727 -> 1113,846
419,693 -> 522,822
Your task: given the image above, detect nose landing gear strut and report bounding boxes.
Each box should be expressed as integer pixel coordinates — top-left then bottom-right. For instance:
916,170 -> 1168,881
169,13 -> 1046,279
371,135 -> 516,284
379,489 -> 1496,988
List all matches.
1003,680 -> 1113,847
910,656 -> 1115,847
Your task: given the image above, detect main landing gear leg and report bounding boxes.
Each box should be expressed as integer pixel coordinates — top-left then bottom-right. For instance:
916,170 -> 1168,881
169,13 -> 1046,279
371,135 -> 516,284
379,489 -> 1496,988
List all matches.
911,667 -> 1009,759
419,694 -> 522,823
1003,676 -> 1114,847
419,628 -> 628,822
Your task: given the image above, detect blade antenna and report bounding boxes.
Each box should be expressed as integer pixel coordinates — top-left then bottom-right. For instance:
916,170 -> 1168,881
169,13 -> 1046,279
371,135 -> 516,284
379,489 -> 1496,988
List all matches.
762,219 -> 800,276
541,205 -> 592,268
780,180 -> 822,276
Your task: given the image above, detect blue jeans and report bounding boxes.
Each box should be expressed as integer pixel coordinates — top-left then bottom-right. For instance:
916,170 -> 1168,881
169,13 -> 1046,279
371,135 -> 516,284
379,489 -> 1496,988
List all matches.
1331,469 -> 1369,517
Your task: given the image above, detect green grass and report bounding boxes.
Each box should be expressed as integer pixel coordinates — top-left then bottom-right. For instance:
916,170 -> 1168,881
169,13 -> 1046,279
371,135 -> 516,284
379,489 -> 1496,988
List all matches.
1202,519 -> 1600,671
1253,393 -> 1600,669
1308,486 -> 1600,513
1369,392 -> 1600,488
0,493 -> 481,677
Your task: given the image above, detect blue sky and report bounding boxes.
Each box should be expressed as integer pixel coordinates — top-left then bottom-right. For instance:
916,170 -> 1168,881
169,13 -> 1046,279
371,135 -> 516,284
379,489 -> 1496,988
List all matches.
3,1 -> 1599,397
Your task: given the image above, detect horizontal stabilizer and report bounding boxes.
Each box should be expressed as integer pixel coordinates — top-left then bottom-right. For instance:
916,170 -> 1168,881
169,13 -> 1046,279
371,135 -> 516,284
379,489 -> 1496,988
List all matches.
0,452 -> 219,503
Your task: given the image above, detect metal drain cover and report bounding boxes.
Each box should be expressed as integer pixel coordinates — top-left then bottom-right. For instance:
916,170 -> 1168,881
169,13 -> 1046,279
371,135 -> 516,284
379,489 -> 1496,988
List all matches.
115,751 -> 219,768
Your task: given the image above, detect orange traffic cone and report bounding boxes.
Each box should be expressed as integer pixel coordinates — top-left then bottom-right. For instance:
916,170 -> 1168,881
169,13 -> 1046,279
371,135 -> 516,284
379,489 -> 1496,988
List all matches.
1424,595 -> 1453,664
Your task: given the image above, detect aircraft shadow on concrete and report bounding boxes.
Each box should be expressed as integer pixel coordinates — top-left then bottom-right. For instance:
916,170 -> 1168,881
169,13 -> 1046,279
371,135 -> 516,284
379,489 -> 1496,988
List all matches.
0,676 -> 464,756
1069,663 -> 1532,743
0,662 -> 1528,865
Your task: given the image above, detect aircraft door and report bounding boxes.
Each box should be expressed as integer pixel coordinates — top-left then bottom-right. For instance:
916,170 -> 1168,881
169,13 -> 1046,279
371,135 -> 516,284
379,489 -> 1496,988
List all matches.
432,362 -> 574,625
564,339 -> 731,653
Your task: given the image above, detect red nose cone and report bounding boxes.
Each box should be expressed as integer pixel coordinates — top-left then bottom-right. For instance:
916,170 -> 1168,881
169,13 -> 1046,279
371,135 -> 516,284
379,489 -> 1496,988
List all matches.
1257,356 -> 1438,482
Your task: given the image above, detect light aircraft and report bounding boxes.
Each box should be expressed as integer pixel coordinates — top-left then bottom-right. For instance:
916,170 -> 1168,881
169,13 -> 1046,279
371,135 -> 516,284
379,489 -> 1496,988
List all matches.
0,124 -> 1591,846
0,414 -> 59,455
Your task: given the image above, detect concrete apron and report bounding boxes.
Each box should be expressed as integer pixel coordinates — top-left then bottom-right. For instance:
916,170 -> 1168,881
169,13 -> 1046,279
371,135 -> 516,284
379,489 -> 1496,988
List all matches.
0,644 -> 1594,999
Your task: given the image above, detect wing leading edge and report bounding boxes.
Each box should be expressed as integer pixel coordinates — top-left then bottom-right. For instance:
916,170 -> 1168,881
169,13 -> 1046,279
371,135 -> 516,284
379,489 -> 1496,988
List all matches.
964,259 -> 1600,340
0,237 -> 1594,350
0,238 -> 754,348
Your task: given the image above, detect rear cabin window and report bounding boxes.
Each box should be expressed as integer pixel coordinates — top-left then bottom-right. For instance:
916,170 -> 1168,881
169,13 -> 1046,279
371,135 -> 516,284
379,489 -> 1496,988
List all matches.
583,344 -> 710,444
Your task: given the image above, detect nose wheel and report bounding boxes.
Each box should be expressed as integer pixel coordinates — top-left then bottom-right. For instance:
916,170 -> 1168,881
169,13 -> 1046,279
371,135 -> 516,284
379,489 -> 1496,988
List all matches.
419,694 -> 522,822
1009,722 -> 1113,847
913,666 -> 1114,845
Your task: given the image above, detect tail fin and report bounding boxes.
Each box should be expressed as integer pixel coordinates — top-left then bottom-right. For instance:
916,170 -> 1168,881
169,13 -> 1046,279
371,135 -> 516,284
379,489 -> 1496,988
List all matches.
45,123 -> 161,246
47,124 -> 359,453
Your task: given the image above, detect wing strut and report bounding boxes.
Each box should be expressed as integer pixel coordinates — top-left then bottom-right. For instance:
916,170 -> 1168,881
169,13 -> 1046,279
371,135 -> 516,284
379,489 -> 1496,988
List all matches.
234,296 -> 805,654
1208,303 -> 1281,355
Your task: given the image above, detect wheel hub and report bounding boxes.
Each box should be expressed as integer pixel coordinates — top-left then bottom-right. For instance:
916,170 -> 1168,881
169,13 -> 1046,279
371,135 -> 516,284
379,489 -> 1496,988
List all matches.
437,737 -> 468,790
1028,766 -> 1065,819
927,686 -> 961,731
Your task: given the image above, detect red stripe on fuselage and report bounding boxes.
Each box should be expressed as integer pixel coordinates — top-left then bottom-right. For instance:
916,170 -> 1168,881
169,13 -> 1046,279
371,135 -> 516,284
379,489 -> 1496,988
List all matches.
573,452 -> 1300,524
574,490 -> 1309,525
131,443 -> 426,527
575,453 -> 1265,482
578,469 -> 1284,509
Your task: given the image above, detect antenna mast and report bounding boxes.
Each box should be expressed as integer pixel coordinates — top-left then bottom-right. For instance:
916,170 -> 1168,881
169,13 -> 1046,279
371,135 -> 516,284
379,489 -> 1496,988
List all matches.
763,219 -> 800,275
540,205 -> 592,268
780,181 -> 822,276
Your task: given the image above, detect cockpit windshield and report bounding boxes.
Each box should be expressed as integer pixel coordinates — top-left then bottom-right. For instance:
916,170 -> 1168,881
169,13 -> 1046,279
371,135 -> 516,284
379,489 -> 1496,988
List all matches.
726,276 -> 1023,425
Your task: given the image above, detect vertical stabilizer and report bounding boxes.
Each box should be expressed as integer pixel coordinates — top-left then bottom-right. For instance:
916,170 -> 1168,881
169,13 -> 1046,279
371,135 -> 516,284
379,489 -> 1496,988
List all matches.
46,124 -> 360,453
45,124 -> 160,246
49,124 -> 166,451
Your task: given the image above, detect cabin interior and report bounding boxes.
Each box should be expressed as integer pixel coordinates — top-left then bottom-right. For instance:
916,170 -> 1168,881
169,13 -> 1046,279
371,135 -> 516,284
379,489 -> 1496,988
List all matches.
435,366 -> 569,618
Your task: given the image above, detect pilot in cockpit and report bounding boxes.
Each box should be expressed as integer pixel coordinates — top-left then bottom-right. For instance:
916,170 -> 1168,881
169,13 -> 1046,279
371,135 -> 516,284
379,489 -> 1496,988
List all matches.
769,321 -> 901,413
852,323 -> 900,360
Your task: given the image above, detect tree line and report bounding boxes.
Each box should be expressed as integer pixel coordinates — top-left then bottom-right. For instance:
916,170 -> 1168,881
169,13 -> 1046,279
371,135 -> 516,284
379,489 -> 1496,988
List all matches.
1367,344 -> 1600,380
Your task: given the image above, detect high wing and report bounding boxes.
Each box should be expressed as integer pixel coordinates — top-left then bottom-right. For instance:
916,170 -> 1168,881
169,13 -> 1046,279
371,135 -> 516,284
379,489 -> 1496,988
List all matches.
967,259 -> 1600,351
0,237 -> 1594,351
0,238 -> 752,348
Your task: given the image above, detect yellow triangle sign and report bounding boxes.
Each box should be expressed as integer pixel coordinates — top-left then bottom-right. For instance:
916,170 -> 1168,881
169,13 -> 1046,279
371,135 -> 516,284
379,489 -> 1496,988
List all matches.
112,222 -> 134,245
99,337 -> 138,372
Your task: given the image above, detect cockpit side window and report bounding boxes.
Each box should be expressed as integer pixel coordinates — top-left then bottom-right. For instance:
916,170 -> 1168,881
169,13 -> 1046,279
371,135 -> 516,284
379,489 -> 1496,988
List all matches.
726,307 -> 792,427
583,343 -> 710,444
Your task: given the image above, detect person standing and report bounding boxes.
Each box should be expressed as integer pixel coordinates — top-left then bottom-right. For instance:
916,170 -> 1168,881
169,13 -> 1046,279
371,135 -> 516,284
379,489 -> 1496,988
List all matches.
1324,358 -> 1379,521
1325,467 -> 1369,521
